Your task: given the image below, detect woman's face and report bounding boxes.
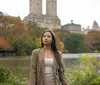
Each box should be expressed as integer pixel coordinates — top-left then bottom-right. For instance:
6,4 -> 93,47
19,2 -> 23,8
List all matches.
42,32 -> 53,45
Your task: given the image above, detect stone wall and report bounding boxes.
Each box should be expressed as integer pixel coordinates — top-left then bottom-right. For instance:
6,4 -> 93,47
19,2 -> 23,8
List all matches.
46,0 -> 57,16
30,0 -> 42,15
62,23 -> 82,33
24,0 -> 61,29
23,13 -> 61,29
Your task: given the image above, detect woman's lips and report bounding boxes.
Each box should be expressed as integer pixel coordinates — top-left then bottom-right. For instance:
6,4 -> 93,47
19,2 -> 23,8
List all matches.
44,41 -> 48,42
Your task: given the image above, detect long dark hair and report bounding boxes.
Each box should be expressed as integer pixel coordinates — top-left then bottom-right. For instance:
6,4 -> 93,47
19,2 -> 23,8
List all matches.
41,30 -> 61,64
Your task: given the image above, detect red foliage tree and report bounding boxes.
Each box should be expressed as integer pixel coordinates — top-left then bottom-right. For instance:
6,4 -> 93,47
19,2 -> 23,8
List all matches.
84,31 -> 100,52
0,36 -> 12,49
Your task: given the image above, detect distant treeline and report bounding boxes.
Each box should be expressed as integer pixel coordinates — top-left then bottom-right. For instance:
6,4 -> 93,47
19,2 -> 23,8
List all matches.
0,14 -> 100,56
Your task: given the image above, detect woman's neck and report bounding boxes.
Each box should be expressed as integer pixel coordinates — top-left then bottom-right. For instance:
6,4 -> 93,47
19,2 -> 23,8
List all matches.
43,45 -> 52,51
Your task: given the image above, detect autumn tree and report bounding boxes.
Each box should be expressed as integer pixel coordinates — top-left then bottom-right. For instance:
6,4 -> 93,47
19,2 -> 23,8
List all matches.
84,31 -> 100,52
0,14 -> 26,42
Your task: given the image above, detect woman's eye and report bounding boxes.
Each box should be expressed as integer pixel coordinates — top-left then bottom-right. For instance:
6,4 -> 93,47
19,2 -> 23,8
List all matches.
47,36 -> 51,38
43,35 -> 45,37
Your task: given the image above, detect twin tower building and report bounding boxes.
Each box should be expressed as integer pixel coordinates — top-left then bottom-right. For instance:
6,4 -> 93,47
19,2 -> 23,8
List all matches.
24,0 -> 61,29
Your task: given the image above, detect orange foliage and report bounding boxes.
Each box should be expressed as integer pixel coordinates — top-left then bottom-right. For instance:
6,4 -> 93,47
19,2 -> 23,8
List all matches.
1,14 -> 30,41
0,36 -> 12,49
13,17 -> 22,24
84,31 -> 100,44
0,13 -> 30,41
2,16 -> 22,24
84,31 -> 100,52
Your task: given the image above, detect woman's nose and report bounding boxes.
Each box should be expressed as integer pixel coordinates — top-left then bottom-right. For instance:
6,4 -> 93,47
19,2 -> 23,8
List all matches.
44,36 -> 48,39
44,38 -> 48,40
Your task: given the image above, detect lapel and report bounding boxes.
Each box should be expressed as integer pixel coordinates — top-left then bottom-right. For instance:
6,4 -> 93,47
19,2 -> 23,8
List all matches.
38,48 -> 58,74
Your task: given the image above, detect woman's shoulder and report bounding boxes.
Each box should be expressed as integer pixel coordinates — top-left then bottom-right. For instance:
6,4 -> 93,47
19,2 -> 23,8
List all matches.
58,51 -> 62,53
57,50 -> 62,57
58,50 -> 62,54
32,48 -> 41,54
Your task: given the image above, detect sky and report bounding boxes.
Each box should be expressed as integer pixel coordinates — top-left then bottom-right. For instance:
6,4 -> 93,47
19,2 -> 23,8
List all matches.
0,0 -> 100,28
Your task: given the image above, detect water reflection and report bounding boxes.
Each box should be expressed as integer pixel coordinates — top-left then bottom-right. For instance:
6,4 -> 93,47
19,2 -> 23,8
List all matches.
0,56 -> 30,80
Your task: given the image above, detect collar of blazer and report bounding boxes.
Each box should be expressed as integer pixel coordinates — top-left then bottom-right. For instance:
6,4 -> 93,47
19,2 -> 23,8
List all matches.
37,47 -> 58,73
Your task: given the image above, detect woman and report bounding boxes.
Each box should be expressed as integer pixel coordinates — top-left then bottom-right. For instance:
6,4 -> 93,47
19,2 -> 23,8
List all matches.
29,30 -> 67,85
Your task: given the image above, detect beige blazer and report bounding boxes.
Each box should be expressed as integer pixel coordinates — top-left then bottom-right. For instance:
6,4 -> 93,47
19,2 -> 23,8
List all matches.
29,48 -> 67,85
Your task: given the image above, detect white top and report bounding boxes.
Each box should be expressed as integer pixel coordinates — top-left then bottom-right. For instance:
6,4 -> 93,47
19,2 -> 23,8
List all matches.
44,57 -> 54,73
44,57 -> 55,85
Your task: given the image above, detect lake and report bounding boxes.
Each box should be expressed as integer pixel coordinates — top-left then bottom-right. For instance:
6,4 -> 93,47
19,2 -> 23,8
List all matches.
0,53 -> 100,80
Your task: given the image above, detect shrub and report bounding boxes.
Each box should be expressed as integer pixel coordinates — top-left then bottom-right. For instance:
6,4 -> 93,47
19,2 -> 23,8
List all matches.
0,65 -> 28,85
65,54 -> 100,85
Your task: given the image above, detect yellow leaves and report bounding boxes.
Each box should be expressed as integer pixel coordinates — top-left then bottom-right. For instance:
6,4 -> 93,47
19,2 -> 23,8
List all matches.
60,41 -> 64,51
34,37 -> 41,48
